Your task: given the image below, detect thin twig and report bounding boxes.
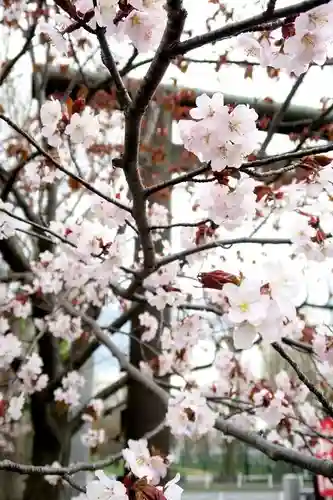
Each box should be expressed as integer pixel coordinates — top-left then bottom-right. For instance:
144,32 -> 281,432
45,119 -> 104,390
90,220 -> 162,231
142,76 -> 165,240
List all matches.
96,26 -> 132,110
272,341 -> 333,417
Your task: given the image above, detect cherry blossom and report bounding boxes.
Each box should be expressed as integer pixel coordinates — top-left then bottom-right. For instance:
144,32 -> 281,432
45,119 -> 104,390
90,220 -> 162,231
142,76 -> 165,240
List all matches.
18,352 -> 49,394
0,333 -> 22,369
3,0 -> 333,489
166,390 -> 216,439
81,428 -> 105,449
116,8 -> 166,53
122,438 -> 169,485
65,110 -> 100,147
284,30 -> 328,74
196,175 -> 257,228
139,312 -> 159,342
295,4 -> 333,36
181,93 -> 258,171
40,99 -> 62,146
235,3 -> 333,75
7,393 -> 25,422
189,93 -> 225,121
54,371 -> 85,408
223,278 -> 270,326
86,471 -> 128,500
163,474 -> 183,500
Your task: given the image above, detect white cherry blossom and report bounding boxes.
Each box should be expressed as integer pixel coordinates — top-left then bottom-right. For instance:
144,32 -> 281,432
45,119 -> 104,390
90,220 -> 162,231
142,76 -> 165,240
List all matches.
223,278 -> 270,326
65,110 -> 100,147
86,471 -> 127,500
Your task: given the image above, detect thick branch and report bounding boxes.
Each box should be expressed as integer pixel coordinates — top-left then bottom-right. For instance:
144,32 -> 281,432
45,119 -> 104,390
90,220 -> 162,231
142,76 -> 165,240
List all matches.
121,1 -> 186,274
130,0 -> 186,117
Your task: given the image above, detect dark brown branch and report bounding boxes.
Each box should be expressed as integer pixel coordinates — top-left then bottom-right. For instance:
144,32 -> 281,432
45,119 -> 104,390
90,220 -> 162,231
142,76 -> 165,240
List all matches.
121,1 -> 186,274
145,142 -> 333,197
272,341 -> 333,417
156,237 -> 292,268
130,0 -> 187,117
96,26 -> 132,110
171,0 -> 331,55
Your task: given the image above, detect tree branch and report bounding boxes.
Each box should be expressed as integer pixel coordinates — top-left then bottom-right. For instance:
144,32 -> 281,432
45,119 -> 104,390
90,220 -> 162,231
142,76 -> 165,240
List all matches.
257,72 -> 308,158
0,420 -> 165,476
60,301 -> 333,478
144,142 -> 333,198
0,0 -> 44,86
96,26 -> 132,110
0,114 -> 131,213
171,0 -> 331,55
70,374 -> 128,435
130,0 -> 186,117
156,237 -> 292,268
121,1 -> 186,274
272,341 -> 333,417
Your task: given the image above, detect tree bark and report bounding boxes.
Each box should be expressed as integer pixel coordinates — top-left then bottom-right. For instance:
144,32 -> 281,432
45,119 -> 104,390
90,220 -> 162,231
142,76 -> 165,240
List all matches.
125,105 -> 172,458
23,393 -> 70,500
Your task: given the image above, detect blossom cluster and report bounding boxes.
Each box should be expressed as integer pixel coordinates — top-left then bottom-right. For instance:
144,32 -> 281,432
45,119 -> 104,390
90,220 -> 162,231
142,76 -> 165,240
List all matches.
66,438 -> 182,500
179,93 -> 259,172
81,399 -> 106,449
3,0 -> 333,487
39,0 -> 167,55
237,3 -> 333,75
40,99 -> 100,149
54,371 -> 85,408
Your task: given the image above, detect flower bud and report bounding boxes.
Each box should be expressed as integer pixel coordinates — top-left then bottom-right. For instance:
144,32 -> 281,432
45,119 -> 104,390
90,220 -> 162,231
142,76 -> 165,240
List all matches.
198,270 -> 241,290
72,97 -> 86,114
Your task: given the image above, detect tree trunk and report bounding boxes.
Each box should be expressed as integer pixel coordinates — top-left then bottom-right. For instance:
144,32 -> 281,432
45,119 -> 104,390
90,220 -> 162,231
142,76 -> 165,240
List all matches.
23,393 -> 70,500
23,323 -> 69,500
126,312 -> 170,456
125,105 -> 172,458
